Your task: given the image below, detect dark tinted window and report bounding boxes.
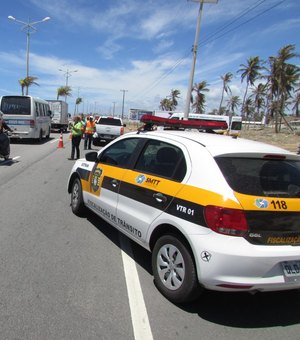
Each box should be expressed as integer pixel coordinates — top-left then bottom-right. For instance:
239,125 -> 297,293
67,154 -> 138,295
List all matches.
97,118 -> 122,126
1,96 -> 31,115
135,140 -> 186,181
216,157 -> 300,198
99,138 -> 140,167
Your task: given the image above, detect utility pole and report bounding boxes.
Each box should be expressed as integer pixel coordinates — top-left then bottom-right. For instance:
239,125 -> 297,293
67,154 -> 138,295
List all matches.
120,89 -> 128,120
184,0 -> 218,119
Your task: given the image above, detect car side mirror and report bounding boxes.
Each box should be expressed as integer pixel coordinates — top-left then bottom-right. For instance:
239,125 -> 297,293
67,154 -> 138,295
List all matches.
85,151 -> 98,162
123,123 -> 126,127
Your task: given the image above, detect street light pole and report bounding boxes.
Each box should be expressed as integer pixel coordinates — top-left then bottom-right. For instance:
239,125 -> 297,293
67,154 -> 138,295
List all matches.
120,89 -> 128,120
112,102 -> 116,117
59,68 -> 78,87
184,0 -> 218,119
8,15 -> 51,95
59,68 -> 78,102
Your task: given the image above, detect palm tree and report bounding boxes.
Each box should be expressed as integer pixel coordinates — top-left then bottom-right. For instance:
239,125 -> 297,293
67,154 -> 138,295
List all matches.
266,44 -> 300,132
170,89 -> 180,109
227,95 -> 240,115
251,83 -> 268,121
242,97 -> 254,120
219,72 -> 233,114
19,76 -> 39,96
159,98 -> 173,111
57,86 -> 72,101
191,81 -> 209,113
237,56 -> 262,113
291,91 -> 300,117
74,97 -> 83,114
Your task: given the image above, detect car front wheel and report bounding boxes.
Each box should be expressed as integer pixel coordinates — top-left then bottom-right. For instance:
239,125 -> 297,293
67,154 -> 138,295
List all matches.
71,177 -> 86,216
152,234 -> 201,303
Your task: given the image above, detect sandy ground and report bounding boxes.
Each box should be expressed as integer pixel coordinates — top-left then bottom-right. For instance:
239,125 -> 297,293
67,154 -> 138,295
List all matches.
240,127 -> 300,154
126,122 -> 300,154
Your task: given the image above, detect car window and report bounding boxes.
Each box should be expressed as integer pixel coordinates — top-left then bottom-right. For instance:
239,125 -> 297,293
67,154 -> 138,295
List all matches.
135,140 -> 186,181
97,118 -> 122,126
216,157 -> 300,198
99,138 -> 140,167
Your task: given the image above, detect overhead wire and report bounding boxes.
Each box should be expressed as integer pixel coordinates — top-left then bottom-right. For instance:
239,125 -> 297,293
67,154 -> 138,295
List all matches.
132,0 -> 286,102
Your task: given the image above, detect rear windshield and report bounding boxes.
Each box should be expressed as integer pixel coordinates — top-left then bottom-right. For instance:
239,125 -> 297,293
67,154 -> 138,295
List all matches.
97,118 -> 122,126
215,157 -> 300,198
1,96 -> 31,115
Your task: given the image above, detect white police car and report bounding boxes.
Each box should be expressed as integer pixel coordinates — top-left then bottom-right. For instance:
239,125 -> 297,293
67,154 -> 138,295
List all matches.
67,126 -> 300,303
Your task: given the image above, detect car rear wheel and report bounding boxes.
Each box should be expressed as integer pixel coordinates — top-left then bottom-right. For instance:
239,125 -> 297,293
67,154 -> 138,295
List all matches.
71,178 -> 86,216
152,234 -> 201,303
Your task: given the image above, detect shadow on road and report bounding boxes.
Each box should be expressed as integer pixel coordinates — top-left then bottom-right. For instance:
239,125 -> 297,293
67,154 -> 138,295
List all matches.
84,210 -> 300,328
182,289 -> 300,328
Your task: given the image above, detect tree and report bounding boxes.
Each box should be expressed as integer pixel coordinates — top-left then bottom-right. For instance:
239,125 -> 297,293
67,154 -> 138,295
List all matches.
57,86 -> 72,101
170,89 -> 180,109
265,44 -> 300,132
242,97 -> 254,120
159,89 -> 180,111
159,98 -> 173,111
291,91 -> 300,117
227,96 -> 241,128
191,81 -> 209,113
19,76 -> 39,96
74,97 -> 83,114
219,72 -> 233,114
237,56 -> 262,113
251,83 -> 268,121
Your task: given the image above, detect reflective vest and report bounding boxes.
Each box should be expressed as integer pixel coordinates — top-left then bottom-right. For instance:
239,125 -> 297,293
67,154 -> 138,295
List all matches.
85,121 -> 96,134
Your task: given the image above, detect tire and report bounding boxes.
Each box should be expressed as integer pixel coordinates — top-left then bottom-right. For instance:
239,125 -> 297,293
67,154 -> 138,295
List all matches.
46,128 -> 50,139
38,130 -> 43,143
152,234 -> 201,303
71,178 -> 86,216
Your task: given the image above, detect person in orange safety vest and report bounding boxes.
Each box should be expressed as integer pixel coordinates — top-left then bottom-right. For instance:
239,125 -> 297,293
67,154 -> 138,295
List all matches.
84,116 -> 96,150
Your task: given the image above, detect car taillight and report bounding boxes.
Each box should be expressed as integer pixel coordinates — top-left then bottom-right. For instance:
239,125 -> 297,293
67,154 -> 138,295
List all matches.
30,119 -> 35,128
204,205 -> 248,236
120,127 -> 124,135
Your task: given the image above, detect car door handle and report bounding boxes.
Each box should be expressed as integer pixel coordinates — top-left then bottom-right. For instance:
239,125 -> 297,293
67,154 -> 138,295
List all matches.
153,192 -> 167,204
111,179 -> 119,188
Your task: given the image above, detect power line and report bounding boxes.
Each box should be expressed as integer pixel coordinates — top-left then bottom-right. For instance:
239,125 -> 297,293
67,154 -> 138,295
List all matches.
199,0 -> 286,47
132,0 -> 286,102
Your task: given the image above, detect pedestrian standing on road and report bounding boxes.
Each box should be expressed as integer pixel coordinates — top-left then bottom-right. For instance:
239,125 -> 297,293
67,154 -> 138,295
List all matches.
84,116 -> 96,150
68,116 -> 82,160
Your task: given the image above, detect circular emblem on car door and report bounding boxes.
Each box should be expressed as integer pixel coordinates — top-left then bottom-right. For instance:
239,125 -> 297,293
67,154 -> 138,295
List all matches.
91,168 -> 103,192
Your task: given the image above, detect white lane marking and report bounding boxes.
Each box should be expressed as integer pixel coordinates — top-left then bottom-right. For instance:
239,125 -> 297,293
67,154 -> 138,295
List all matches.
50,139 -> 60,144
120,235 -> 153,340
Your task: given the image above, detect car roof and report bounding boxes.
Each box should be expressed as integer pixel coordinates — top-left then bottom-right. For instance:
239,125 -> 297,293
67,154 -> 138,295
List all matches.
126,130 -> 299,159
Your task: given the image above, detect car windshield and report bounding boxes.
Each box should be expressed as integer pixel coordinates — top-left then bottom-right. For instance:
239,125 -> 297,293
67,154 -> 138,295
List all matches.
0,96 -> 31,115
97,118 -> 121,126
215,157 -> 300,198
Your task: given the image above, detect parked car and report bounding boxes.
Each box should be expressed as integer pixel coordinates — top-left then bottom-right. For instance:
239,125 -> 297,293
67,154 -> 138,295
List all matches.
68,127 -> 300,303
93,116 -> 126,146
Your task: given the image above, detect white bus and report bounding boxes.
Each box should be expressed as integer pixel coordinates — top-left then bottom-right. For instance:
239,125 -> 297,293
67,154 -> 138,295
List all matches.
0,95 -> 52,141
169,112 -> 242,136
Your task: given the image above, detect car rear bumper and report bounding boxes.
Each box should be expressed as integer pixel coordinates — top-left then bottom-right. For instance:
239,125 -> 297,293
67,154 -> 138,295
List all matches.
191,234 -> 300,292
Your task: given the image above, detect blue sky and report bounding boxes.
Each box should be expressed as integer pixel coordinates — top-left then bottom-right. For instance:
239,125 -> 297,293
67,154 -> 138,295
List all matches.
0,0 -> 299,116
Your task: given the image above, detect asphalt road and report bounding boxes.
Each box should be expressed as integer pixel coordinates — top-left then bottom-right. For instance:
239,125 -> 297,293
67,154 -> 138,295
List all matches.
1,133 -> 300,340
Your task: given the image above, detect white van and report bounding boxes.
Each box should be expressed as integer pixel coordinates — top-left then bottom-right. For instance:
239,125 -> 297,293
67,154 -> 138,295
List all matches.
0,95 -> 52,141
169,112 -> 242,136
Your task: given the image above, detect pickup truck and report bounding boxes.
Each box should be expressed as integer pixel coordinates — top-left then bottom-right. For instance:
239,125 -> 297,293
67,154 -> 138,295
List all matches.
92,116 -> 126,146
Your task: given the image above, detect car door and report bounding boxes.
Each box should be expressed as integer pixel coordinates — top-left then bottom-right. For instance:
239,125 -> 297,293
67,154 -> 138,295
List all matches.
116,139 -> 187,245
85,137 -> 141,227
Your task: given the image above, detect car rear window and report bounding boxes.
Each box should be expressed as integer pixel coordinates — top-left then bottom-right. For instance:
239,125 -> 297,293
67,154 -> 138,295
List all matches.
215,157 -> 300,198
97,118 -> 122,126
